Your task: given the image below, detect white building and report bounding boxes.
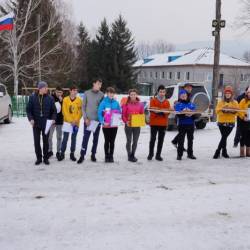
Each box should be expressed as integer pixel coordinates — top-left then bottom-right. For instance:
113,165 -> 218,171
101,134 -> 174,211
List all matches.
134,48 -> 250,96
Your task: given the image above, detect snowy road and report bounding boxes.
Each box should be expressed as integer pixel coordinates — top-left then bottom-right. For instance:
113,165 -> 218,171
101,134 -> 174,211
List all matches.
0,118 -> 250,250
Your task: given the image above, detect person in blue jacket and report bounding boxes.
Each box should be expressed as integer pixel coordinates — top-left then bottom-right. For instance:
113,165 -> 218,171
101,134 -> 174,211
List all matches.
175,89 -> 197,160
26,81 -> 57,165
98,87 -> 121,163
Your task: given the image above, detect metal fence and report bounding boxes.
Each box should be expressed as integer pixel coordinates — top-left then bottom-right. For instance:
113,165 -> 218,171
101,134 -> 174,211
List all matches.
11,96 -> 29,117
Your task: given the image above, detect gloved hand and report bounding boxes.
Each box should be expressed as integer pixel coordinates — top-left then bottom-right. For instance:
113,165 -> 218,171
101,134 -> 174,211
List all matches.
73,125 -> 79,133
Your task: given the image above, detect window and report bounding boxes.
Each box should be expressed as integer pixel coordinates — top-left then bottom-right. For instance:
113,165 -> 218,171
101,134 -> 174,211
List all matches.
162,72 -> 165,79
168,72 -> 172,80
165,87 -> 175,99
155,72 -> 158,79
185,72 -> 190,81
241,74 -> 244,82
150,72 -> 153,78
207,73 -> 213,81
175,72 -> 181,80
219,74 -> 224,87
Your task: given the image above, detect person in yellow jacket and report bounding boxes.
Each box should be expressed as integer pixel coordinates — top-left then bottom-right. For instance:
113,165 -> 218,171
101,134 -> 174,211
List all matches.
58,85 -> 82,161
213,86 -> 239,159
238,86 -> 250,157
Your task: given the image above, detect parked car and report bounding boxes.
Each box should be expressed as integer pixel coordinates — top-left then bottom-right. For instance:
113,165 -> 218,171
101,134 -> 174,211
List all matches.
0,83 -> 12,124
165,82 -> 211,130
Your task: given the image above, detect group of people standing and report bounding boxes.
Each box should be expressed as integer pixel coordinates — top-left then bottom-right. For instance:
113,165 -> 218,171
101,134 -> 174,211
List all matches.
214,86 -> 250,158
26,80 -> 250,166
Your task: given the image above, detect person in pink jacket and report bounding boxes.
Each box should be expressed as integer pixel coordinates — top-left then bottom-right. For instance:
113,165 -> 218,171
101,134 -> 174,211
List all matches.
122,89 -> 144,162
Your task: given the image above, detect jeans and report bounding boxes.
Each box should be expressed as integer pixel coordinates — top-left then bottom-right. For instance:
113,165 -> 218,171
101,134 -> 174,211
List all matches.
149,126 -> 166,157
61,130 -> 78,154
48,125 -> 63,153
33,126 -> 49,160
124,125 -> 140,156
177,125 -> 194,157
80,123 -> 101,157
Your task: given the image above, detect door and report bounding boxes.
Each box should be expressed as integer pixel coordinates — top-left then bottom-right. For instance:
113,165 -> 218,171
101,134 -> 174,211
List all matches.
0,84 -> 8,119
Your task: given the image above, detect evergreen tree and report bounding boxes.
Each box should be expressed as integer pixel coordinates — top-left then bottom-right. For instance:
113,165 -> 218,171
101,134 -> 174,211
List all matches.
110,15 -> 137,93
87,18 -> 112,90
75,22 -> 90,90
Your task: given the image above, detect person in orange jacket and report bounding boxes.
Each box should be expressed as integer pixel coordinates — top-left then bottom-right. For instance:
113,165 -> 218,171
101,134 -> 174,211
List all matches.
147,85 -> 171,161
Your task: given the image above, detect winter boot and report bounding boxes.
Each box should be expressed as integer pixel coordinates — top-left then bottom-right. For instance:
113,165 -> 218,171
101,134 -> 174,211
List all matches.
70,153 -> 77,162
246,147 -> 250,157
56,152 -> 60,160
77,156 -> 84,164
187,154 -> 197,160
128,153 -> 137,162
240,147 -> 246,157
147,154 -> 153,160
222,149 -> 229,158
43,158 -> 50,165
35,159 -> 42,165
58,153 -> 65,161
177,155 -> 182,161
155,155 -> 163,161
105,155 -> 109,163
213,149 -> 221,159
48,151 -> 53,159
91,154 -> 97,162
109,155 -> 114,163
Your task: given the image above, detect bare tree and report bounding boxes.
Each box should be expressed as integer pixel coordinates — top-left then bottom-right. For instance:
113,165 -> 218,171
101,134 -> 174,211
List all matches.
243,50 -> 250,62
0,0 -> 62,95
136,40 -> 175,59
237,0 -> 250,31
228,68 -> 242,96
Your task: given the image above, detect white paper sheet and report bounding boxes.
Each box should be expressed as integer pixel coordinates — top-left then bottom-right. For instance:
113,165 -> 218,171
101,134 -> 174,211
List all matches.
55,102 -> 61,114
247,108 -> 250,121
87,120 -> 99,132
62,122 -> 73,133
111,113 -> 121,127
45,120 -> 54,135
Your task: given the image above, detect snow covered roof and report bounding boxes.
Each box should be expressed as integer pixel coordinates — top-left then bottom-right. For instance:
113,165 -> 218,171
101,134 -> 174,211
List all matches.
134,48 -> 250,67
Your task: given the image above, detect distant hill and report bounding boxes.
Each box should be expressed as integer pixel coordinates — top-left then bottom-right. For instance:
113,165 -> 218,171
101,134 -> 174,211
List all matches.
176,40 -> 250,59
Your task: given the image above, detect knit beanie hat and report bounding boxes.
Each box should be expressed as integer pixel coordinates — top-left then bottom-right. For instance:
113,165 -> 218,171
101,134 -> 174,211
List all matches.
37,81 -> 48,90
179,89 -> 187,97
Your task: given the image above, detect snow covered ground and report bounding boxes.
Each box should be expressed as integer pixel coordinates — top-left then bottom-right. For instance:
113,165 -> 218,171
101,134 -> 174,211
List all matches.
0,118 -> 250,250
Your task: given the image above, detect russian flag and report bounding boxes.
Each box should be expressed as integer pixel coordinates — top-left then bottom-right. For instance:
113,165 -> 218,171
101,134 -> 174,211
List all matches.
0,13 -> 14,31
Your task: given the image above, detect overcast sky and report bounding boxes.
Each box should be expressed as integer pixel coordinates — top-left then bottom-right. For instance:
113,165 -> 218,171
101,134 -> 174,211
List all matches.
71,0 -> 248,44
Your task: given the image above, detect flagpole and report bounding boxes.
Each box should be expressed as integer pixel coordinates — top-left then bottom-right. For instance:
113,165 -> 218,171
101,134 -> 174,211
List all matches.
37,14 -> 41,81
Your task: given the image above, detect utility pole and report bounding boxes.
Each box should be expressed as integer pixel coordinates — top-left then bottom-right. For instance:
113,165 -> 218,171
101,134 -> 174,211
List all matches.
211,0 -> 225,121
37,14 -> 41,81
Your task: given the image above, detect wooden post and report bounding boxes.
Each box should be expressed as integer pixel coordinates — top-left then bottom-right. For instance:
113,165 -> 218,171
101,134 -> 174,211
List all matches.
211,0 -> 222,121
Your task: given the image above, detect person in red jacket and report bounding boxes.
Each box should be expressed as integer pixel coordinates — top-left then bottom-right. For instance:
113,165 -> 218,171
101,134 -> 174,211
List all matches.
122,89 -> 144,162
148,85 -> 171,161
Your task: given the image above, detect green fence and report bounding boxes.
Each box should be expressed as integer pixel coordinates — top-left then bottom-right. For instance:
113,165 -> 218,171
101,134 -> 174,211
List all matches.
11,96 -> 29,117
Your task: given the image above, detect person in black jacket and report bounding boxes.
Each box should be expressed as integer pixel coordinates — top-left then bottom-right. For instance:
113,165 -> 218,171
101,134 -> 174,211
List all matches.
26,81 -> 57,165
48,86 -> 64,160
233,87 -> 249,147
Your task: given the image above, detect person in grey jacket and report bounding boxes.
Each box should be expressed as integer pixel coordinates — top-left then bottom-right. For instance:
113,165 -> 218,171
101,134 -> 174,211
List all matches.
77,79 -> 104,164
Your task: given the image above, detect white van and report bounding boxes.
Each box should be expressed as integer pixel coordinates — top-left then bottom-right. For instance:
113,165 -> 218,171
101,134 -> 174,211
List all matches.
165,82 -> 211,130
0,83 -> 12,124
